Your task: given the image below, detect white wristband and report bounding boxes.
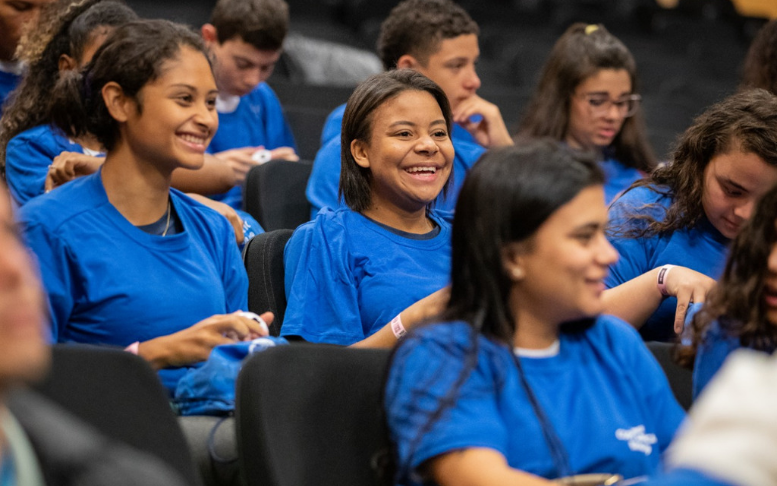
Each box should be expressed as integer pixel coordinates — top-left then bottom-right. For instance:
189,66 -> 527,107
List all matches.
251,149 -> 272,165
657,264 -> 675,297
390,314 -> 407,339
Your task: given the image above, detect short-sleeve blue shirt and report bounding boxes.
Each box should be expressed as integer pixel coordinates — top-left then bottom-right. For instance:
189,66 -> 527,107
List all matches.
692,318 -> 754,399
5,125 -> 86,206
605,186 -> 730,341
207,83 -> 297,209
281,208 -> 452,345
385,316 -> 685,483
19,170 -> 249,393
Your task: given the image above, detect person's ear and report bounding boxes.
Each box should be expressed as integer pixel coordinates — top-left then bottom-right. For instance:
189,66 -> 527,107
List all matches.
58,54 -> 78,72
201,24 -> 218,45
396,54 -> 420,70
102,81 -> 133,123
350,139 -> 371,169
502,242 -> 527,282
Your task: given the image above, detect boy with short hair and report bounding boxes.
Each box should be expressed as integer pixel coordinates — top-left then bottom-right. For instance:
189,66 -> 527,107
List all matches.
307,0 -> 513,216
202,0 -> 298,210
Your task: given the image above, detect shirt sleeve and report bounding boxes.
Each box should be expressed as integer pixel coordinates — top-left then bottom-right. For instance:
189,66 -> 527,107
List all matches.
5,132 -> 60,206
20,218 -> 76,342
281,216 -> 365,345
259,84 -> 297,151
305,137 -> 344,218
385,328 -> 510,482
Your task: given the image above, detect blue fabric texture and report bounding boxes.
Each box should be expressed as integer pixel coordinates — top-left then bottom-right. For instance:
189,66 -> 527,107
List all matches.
643,468 -> 735,486
5,125 -> 86,206
599,157 -> 644,205
206,83 -> 297,209
20,170 -> 248,393
174,336 -> 288,416
385,316 -> 685,483
319,103 -> 346,146
282,208 -> 452,345
0,69 -> 20,117
692,318 -> 742,399
605,186 -> 729,341
306,107 -> 485,218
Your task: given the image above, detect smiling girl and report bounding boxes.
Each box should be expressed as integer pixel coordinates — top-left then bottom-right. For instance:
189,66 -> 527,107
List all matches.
517,23 -> 656,204
18,19 -> 271,394
604,89 -> 777,342
385,140 -> 683,485
282,70 -> 454,347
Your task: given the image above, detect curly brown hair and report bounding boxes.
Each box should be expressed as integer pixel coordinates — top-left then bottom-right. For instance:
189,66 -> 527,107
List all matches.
517,23 -> 656,174
376,0 -> 479,71
0,0 -> 136,173
677,183 -> 777,368
613,89 -> 777,239
741,19 -> 777,95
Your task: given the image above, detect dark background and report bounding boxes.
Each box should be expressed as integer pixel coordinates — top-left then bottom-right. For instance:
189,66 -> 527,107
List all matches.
122,0 -> 770,160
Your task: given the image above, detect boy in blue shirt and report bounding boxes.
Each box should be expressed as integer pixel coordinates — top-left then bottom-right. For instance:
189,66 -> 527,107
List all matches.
0,0 -> 53,114
306,0 -> 514,217
201,0 -> 298,210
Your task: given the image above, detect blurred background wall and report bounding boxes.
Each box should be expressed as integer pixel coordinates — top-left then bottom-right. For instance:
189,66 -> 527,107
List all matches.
122,0 -> 775,160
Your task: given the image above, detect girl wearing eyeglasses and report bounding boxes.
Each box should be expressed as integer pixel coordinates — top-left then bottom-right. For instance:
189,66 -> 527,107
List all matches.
604,90 -> 777,342
517,23 -> 655,204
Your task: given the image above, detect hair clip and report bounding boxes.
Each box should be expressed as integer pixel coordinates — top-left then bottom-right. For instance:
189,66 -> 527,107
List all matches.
585,24 -> 599,35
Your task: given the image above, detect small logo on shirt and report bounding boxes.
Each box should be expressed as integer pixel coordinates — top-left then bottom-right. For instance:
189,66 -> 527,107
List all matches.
615,425 -> 657,455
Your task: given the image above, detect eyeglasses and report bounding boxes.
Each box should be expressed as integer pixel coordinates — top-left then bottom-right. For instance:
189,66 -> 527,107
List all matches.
577,93 -> 642,118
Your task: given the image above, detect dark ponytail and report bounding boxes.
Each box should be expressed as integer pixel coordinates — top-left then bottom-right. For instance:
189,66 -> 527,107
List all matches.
46,19 -> 210,152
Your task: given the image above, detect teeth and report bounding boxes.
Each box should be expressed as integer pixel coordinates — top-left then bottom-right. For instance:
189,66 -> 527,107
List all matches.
406,167 -> 436,173
180,134 -> 206,145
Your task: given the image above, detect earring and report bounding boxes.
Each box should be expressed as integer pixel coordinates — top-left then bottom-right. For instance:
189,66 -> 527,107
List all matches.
512,268 -> 524,280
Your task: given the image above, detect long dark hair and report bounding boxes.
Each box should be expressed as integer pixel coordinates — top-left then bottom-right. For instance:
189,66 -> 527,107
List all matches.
517,23 -> 656,173
388,140 -> 603,483
678,184 -> 777,367
339,69 -> 452,212
612,88 -> 777,239
47,19 -> 210,152
0,0 -> 137,171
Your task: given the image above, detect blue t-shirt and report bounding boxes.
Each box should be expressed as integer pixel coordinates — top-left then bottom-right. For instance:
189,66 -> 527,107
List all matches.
6,124 -> 263,238
692,317 -> 759,400
207,83 -> 297,209
19,170 -> 249,393
0,69 -> 21,117
606,186 -> 730,341
385,316 -> 685,483
320,103 -> 346,146
5,125 -> 86,206
306,104 -> 485,218
282,208 -> 452,345
600,157 -> 644,205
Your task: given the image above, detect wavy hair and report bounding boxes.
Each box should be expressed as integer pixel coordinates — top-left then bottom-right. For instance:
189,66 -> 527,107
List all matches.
0,0 -> 136,172
678,184 -> 777,367
517,23 -> 656,173
612,89 -> 777,239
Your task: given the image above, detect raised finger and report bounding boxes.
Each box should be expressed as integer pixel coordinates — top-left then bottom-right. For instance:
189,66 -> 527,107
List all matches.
674,289 -> 692,334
